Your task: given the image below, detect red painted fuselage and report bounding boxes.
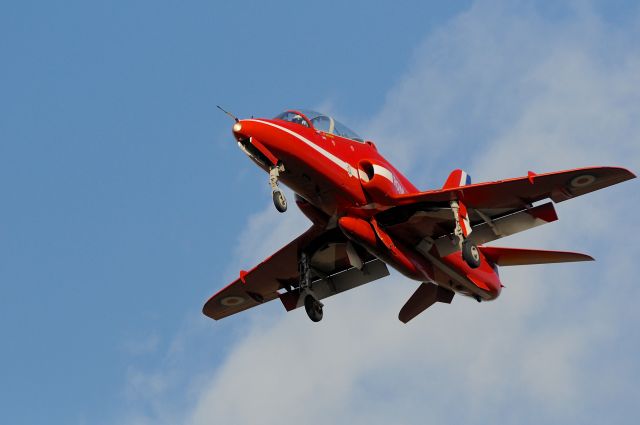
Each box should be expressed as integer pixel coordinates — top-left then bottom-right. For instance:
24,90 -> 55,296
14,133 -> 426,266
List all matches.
232,112 -> 502,301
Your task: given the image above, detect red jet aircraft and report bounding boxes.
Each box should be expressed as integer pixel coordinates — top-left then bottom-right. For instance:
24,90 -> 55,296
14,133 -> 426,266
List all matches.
204,109 -> 635,323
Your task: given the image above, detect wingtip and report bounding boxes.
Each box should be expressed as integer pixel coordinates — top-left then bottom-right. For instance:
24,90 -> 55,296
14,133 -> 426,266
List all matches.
398,314 -> 410,324
570,166 -> 636,180
202,296 -> 222,320
202,300 -> 215,319
612,166 -> 636,179
598,166 -> 636,180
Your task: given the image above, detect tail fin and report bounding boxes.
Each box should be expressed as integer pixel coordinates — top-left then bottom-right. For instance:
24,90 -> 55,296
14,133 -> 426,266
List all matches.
480,247 -> 594,266
442,169 -> 472,189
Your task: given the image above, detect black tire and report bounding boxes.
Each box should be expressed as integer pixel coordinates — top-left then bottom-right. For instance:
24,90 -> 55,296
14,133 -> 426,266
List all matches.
462,240 -> 481,269
273,190 -> 287,213
304,295 -> 323,322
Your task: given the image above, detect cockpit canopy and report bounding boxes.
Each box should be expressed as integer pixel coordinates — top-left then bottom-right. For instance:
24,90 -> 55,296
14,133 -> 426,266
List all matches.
274,109 -> 364,142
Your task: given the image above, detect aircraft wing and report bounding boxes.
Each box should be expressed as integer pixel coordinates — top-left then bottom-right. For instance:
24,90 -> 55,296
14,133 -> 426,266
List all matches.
389,166 -> 635,209
203,225 -> 386,320
376,166 -> 634,251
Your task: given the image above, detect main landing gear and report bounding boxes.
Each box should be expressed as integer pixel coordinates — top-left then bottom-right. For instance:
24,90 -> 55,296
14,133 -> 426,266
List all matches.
451,200 -> 481,269
269,164 -> 287,213
299,252 -> 323,322
304,294 -> 323,322
462,240 -> 481,269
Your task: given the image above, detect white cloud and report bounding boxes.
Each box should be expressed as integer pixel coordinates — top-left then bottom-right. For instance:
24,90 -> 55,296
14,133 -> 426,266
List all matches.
227,188 -> 310,276
117,2 -> 640,424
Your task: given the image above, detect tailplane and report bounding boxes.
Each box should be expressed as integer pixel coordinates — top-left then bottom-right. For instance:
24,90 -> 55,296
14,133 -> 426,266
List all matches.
398,282 -> 454,324
479,247 -> 594,266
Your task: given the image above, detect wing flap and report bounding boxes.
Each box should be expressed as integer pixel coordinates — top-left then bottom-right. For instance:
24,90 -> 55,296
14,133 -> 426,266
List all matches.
279,258 -> 389,311
480,247 -> 594,266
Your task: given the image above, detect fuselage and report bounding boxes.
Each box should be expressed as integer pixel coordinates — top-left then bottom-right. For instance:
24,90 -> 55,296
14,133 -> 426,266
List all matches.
231,111 -> 502,301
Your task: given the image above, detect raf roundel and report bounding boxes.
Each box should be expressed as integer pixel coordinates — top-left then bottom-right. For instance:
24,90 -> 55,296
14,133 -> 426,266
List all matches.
570,174 -> 596,188
220,296 -> 245,307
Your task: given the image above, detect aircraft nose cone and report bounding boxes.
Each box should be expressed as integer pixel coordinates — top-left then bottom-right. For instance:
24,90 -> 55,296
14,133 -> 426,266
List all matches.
232,120 -> 245,138
232,119 -> 256,141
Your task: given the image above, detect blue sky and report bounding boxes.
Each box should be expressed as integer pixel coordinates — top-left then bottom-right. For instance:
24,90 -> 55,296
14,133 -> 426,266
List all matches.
1,1 -> 639,424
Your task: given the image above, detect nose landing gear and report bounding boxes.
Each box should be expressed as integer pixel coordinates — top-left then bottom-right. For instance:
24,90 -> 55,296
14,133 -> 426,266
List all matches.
269,164 -> 287,213
273,190 -> 287,213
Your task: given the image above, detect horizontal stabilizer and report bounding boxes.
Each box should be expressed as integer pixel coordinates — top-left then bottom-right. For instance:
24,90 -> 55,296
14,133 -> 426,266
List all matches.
398,282 -> 454,324
480,247 -> 594,266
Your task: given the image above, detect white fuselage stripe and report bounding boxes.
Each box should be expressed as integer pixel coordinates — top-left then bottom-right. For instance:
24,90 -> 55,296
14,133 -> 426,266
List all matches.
372,164 -> 394,184
246,119 -> 355,176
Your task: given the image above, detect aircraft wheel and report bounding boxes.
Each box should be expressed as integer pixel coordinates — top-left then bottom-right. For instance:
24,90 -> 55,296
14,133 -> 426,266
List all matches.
462,241 -> 481,269
273,190 -> 287,213
304,294 -> 323,322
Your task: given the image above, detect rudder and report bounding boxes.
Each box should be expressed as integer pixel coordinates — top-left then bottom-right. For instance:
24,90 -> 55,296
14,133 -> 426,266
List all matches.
443,169 -> 472,189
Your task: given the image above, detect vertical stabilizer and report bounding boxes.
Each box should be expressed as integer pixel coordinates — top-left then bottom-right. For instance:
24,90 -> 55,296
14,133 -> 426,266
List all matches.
443,169 -> 472,189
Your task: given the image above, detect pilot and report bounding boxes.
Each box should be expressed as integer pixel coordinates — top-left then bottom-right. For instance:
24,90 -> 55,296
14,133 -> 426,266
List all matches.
291,114 -> 307,127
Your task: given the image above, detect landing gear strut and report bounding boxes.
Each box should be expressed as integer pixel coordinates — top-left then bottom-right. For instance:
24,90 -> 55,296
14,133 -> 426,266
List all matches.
269,164 -> 287,213
299,252 -> 323,322
451,200 -> 481,269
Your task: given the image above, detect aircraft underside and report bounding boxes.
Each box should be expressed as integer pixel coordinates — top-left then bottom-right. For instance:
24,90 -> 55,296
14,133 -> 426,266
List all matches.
204,108 -> 635,324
